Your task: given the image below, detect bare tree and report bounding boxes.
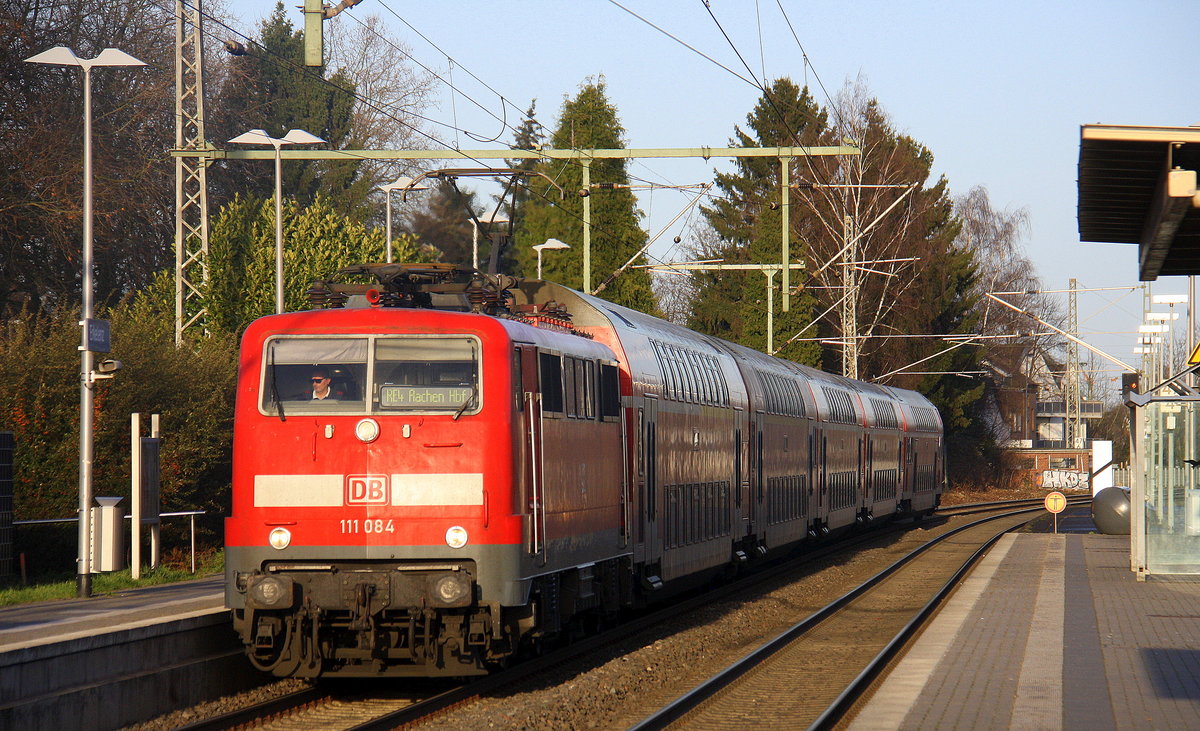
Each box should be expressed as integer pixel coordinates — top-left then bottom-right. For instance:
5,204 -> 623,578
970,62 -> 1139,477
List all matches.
956,184 -> 1060,333
787,77 -> 965,381
323,11 -> 436,191
2,0 -> 177,315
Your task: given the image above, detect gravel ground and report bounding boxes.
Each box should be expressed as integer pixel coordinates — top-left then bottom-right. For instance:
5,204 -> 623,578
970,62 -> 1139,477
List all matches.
411,520 -> 953,731
125,678 -> 311,731
128,514 -> 985,731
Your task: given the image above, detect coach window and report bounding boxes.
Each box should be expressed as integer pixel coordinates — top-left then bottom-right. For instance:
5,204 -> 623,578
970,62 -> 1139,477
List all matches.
513,348 -> 523,411
701,356 -> 716,404
662,347 -> 678,401
539,352 -> 564,415
582,360 -> 597,419
564,356 -> 579,417
676,345 -> 696,400
262,336 -> 367,414
684,351 -> 702,403
680,348 -> 699,403
600,363 -> 621,420
372,336 -> 480,415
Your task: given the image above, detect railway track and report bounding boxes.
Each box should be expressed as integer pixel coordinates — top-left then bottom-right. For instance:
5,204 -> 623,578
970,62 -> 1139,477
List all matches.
170,497 -> 1086,730
937,493 -> 1090,517
627,502 -> 1068,730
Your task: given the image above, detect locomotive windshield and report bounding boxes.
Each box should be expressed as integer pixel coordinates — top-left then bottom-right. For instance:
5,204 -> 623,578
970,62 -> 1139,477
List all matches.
373,337 -> 478,413
260,335 -> 480,416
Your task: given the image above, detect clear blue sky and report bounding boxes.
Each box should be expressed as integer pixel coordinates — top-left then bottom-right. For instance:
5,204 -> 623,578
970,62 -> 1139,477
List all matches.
230,0 -> 1199,389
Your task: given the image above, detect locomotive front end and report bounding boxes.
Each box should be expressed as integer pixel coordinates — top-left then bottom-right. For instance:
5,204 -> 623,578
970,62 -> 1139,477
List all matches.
226,312 -> 526,677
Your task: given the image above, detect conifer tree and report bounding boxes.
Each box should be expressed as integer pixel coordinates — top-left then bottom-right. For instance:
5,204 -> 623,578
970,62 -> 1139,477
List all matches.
512,80 -> 658,314
401,180 -> 482,266
213,2 -> 366,218
505,100 -> 545,228
691,78 -> 826,365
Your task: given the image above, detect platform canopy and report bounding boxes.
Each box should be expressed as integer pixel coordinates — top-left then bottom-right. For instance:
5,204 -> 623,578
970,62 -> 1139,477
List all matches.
1078,124 -> 1200,280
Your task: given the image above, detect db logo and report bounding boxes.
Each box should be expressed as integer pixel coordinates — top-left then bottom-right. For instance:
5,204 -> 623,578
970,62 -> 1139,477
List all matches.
346,475 -> 389,505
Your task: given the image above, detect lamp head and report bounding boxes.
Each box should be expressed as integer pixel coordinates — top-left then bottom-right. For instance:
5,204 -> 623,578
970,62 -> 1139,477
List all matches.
378,175 -> 430,198
227,129 -> 275,146
25,46 -> 145,70
533,238 -> 571,253
281,129 -> 324,145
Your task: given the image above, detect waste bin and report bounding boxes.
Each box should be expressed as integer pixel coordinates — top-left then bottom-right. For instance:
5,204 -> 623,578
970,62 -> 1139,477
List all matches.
91,497 -> 126,572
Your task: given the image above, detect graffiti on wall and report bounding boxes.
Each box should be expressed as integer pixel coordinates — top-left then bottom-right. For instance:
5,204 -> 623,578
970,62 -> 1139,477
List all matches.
1040,469 -> 1088,489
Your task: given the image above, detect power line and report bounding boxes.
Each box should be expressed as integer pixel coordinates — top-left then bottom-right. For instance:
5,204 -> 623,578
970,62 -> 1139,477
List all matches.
337,7 -> 524,144
772,0 -> 848,132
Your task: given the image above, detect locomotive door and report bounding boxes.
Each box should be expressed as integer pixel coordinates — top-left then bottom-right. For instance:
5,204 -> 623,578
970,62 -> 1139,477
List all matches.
640,396 -> 660,565
519,346 -> 546,564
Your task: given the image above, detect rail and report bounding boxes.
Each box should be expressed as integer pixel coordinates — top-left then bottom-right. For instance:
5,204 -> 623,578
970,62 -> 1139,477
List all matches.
628,503 -> 1054,730
165,499 -> 1066,728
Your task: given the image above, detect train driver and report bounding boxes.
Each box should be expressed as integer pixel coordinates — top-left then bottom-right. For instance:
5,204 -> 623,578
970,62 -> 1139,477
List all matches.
310,367 -> 340,401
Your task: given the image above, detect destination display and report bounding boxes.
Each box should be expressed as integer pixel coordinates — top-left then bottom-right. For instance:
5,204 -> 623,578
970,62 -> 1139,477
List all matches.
379,384 -> 472,409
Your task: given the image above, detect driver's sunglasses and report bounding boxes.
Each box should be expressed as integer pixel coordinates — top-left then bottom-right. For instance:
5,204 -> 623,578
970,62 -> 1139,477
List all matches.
311,377 -> 328,382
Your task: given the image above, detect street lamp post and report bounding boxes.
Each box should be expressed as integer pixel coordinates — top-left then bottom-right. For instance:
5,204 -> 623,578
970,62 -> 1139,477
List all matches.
532,238 -> 571,279
24,46 -> 146,597
377,176 -> 428,263
227,129 -> 324,313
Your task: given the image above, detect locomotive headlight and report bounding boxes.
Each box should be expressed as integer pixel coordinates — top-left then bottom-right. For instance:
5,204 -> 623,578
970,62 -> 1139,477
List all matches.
247,575 -> 294,609
268,526 -> 292,550
431,572 -> 472,606
445,525 -> 468,549
355,418 -> 380,443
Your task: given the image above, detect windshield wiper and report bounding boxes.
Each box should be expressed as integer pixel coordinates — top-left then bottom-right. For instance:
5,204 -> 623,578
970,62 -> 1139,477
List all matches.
452,382 -> 478,421
269,347 -> 286,422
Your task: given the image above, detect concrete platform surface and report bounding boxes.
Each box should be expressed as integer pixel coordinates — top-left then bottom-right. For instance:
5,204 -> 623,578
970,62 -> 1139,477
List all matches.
849,531 -> 1200,731
0,575 -> 223,652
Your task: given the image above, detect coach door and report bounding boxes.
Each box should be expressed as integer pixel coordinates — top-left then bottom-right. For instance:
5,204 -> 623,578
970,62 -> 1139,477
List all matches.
751,411 -> 765,533
640,396 -> 660,566
734,408 -> 748,538
861,436 -> 870,511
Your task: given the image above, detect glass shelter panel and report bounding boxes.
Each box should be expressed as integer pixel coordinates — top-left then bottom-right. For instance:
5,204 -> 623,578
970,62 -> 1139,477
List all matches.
1141,401 -> 1200,574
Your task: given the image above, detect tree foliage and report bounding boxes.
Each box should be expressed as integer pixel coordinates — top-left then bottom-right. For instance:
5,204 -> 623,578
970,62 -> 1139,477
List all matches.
687,77 -> 990,478
200,195 -> 426,334
511,80 -> 659,314
1092,405 -> 1130,463
2,1 -> 435,319
690,78 -> 825,365
1,291 -> 237,535
209,3 -> 365,217
954,185 -> 1062,451
400,180 -> 481,266
504,100 -> 546,226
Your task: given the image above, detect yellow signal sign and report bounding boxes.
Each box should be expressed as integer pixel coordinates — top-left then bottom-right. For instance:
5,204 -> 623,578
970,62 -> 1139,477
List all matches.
1044,491 -> 1067,514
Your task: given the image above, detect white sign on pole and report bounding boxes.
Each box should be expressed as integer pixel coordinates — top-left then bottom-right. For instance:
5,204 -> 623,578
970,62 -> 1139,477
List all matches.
1092,440 -> 1114,496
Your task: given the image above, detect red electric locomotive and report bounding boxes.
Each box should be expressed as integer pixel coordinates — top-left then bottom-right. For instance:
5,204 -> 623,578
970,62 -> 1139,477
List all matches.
225,264 -> 944,677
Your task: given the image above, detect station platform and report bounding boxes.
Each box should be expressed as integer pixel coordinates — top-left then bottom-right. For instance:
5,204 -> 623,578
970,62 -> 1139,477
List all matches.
0,574 -> 223,652
849,510 -> 1200,730
0,576 -> 247,730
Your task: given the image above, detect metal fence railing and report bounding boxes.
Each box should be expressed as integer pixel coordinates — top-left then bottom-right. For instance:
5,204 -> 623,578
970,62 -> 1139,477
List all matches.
13,511 -> 206,574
